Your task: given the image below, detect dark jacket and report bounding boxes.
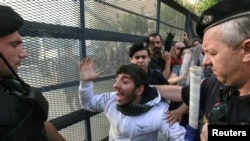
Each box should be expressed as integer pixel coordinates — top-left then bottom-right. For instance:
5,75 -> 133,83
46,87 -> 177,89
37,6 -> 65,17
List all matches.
0,78 -> 48,141
148,68 -> 169,85
182,74 -> 250,124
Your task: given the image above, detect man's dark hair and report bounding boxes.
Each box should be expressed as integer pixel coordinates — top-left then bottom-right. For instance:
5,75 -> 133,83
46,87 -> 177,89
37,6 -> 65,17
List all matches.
147,33 -> 162,44
188,37 -> 202,47
116,64 -> 149,88
129,43 -> 150,58
179,47 -> 188,57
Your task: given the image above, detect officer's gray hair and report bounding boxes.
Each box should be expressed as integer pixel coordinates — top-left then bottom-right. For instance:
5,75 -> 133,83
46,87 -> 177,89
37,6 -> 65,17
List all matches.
220,15 -> 250,50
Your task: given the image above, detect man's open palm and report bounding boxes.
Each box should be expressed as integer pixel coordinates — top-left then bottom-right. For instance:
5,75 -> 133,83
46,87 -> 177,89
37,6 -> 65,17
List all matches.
80,57 -> 104,81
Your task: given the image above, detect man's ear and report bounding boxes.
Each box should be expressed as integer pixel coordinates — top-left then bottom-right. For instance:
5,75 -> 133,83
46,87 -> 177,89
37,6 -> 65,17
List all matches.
242,39 -> 250,62
135,85 -> 144,96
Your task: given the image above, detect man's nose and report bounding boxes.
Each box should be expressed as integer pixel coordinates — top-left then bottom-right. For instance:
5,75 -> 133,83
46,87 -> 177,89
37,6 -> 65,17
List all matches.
202,55 -> 211,66
113,80 -> 120,88
20,48 -> 28,59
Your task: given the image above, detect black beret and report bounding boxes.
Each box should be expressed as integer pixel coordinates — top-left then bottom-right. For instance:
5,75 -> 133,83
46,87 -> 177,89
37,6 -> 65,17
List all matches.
129,43 -> 148,57
196,0 -> 250,38
0,5 -> 24,37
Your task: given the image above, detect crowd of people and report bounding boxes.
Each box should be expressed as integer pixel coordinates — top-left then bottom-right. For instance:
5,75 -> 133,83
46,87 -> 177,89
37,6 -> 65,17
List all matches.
79,0 -> 250,141
2,0 -> 250,140
155,1 -> 250,141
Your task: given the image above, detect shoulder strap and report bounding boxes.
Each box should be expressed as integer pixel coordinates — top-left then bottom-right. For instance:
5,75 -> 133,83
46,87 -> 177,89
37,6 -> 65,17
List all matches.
0,78 -> 48,121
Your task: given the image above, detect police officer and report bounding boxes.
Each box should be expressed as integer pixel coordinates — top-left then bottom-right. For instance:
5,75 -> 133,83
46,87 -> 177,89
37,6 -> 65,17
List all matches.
156,0 -> 250,140
0,5 -> 65,141
196,0 -> 250,140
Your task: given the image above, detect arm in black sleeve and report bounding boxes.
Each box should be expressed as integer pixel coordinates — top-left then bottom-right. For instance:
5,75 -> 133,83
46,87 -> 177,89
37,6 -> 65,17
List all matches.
181,85 -> 190,105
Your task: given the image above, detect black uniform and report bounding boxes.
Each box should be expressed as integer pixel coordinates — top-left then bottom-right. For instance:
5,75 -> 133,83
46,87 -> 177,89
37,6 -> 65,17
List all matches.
181,74 -> 250,125
148,68 -> 169,85
225,89 -> 250,124
0,78 -> 48,141
148,56 -> 165,74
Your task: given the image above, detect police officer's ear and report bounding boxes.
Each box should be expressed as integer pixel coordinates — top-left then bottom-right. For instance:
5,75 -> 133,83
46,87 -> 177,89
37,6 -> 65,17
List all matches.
242,39 -> 250,63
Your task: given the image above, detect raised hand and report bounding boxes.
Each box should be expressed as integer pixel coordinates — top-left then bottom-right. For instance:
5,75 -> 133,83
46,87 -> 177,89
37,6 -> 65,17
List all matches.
80,57 -> 104,81
162,51 -> 171,64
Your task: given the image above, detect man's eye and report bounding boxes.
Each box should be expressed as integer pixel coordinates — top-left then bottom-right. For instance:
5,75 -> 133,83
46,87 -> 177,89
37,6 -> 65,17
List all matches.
12,43 -> 18,47
11,42 -> 22,48
122,80 -> 129,84
210,52 -> 216,56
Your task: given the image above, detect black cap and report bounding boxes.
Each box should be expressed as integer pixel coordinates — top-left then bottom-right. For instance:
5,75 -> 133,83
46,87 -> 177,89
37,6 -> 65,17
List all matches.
196,0 -> 250,38
129,43 -> 148,57
0,5 -> 24,37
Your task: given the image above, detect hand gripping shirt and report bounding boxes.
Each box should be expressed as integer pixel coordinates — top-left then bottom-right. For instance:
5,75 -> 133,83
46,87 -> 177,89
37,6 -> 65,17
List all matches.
79,81 -> 186,141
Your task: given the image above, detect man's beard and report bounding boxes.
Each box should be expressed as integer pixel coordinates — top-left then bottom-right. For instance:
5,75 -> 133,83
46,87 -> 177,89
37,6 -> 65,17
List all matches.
116,90 -> 152,116
122,89 -> 137,106
151,47 -> 162,58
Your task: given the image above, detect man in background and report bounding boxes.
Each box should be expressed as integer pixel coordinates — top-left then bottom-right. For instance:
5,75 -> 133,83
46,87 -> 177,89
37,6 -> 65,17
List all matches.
129,43 -> 169,85
147,33 -> 171,79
